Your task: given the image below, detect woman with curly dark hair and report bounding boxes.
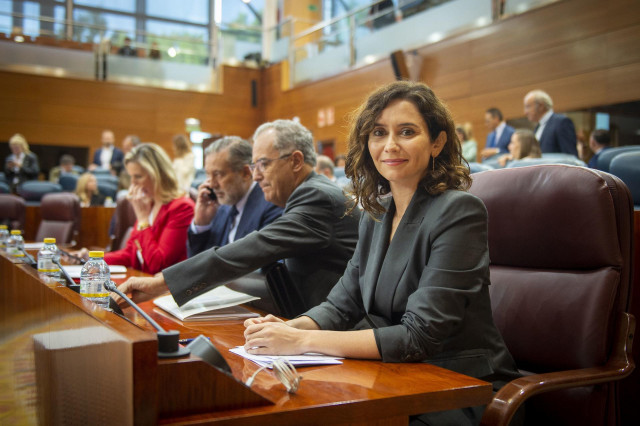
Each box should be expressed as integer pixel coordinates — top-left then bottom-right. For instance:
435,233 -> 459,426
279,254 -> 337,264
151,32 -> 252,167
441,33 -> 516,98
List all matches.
244,82 -> 519,425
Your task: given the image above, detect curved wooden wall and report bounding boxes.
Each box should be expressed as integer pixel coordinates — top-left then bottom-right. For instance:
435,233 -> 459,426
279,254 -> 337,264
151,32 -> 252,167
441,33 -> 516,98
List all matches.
0,0 -> 638,159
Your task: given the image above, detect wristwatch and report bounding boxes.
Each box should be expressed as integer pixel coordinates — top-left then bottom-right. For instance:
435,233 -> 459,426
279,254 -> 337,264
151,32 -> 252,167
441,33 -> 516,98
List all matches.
137,221 -> 150,231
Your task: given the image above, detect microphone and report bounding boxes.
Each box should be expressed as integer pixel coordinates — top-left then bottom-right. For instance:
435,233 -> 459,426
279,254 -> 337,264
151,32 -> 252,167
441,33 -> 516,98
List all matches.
104,280 -> 190,359
18,247 -> 37,266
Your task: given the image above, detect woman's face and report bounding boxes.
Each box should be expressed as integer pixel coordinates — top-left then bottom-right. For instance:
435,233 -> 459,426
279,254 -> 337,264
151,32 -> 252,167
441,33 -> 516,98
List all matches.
367,99 -> 445,190
126,162 -> 155,198
508,134 -> 522,159
10,142 -> 22,156
86,175 -> 97,192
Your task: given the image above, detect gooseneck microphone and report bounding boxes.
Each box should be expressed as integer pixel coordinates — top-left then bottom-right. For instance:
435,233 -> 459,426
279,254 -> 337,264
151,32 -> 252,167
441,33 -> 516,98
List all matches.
18,247 -> 37,265
104,280 -> 190,358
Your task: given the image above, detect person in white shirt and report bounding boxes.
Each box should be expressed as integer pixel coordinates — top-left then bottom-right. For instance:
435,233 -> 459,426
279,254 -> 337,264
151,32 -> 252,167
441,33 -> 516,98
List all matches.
89,129 -> 124,171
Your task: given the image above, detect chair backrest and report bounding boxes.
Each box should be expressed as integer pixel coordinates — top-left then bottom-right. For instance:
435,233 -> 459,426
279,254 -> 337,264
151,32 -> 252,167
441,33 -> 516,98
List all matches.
506,156 -> 586,168
0,171 -> 6,183
97,181 -> 118,200
35,193 -> 81,245
17,181 -> 63,203
109,197 -> 136,251
597,145 -> 640,172
468,162 -> 494,173
94,174 -> 119,187
58,174 -> 79,191
0,194 -> 26,230
0,181 -> 10,194
469,165 -> 633,425
610,151 -> 640,207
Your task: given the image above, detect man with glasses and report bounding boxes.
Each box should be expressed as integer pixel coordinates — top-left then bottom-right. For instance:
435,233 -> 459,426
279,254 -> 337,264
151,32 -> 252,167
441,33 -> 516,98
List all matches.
188,136 -> 283,257
116,119 -> 360,314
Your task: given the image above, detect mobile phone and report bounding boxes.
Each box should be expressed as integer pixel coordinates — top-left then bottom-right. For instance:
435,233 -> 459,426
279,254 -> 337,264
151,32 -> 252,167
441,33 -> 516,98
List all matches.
206,187 -> 217,201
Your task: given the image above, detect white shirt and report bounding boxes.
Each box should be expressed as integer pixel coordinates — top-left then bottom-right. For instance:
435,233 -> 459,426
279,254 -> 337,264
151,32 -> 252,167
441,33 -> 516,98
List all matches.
494,121 -> 507,146
191,181 -> 256,244
100,145 -> 114,169
535,109 -> 554,141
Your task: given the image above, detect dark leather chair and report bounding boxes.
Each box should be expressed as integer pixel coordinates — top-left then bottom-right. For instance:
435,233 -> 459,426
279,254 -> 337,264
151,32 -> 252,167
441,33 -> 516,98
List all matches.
610,151 -> 640,208
597,145 -> 640,172
58,174 -> 79,191
0,194 -> 26,230
469,165 -> 635,426
108,196 -> 136,252
35,193 -> 81,245
17,181 -> 63,203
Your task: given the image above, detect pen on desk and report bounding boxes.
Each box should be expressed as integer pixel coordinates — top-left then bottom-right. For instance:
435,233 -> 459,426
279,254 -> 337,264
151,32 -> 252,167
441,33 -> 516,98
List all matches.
179,337 -> 210,345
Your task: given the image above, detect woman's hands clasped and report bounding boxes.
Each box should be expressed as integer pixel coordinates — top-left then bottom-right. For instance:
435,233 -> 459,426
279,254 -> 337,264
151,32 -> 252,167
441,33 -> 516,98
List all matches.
243,315 -> 308,356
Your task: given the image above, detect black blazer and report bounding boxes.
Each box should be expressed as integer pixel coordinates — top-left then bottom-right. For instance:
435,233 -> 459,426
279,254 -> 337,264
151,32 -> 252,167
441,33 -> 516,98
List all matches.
186,183 -> 283,257
4,152 -> 39,187
164,172 -> 361,311
537,113 -> 578,156
92,147 -> 125,169
305,186 -> 520,386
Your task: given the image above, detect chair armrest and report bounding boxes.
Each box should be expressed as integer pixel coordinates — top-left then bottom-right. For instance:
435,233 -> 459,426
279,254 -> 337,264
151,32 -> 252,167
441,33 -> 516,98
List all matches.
480,312 -> 635,426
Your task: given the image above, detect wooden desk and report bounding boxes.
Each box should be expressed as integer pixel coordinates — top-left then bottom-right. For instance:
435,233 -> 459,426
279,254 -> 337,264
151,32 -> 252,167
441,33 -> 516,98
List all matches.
0,253 -> 492,425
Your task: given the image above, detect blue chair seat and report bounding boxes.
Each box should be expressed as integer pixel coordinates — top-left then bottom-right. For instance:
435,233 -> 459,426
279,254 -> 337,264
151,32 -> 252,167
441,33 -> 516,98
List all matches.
597,145 -> 640,172
609,151 -> 640,207
59,174 -> 79,191
18,181 -> 63,203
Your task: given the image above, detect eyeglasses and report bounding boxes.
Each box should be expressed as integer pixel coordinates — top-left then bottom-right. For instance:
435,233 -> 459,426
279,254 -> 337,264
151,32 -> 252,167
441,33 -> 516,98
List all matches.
249,152 -> 293,173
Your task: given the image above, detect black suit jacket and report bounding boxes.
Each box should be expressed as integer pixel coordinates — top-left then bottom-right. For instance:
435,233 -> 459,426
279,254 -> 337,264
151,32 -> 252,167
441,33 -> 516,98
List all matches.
164,171 -> 361,311
537,113 -> 578,156
305,186 -> 519,387
92,147 -> 125,169
4,152 -> 39,187
186,183 -> 283,257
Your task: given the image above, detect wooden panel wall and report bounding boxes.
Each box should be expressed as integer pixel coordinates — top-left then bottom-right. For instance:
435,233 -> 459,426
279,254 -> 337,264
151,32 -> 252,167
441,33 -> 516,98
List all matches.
0,66 -> 262,164
0,0 -> 638,159
260,0 -> 640,154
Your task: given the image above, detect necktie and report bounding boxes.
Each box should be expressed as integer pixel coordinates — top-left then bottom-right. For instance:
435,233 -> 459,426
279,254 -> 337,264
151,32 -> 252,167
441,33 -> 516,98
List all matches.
225,206 -> 239,244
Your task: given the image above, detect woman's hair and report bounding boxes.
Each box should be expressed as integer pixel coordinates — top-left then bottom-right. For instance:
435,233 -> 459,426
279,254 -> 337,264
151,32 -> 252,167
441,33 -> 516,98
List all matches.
172,134 -> 192,157
346,81 -> 471,216
125,143 -> 182,203
9,133 -> 30,153
513,129 -> 542,159
75,173 -> 97,205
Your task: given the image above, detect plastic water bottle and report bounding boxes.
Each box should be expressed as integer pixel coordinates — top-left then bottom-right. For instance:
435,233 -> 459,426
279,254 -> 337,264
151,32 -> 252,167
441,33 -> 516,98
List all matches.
0,225 -> 8,251
6,230 -> 25,259
37,238 -> 61,279
80,251 -> 110,309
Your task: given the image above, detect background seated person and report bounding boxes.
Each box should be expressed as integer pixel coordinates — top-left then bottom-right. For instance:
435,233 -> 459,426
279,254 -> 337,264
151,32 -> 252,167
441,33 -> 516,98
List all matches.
115,119 -> 360,314
76,173 -> 106,207
72,143 -> 194,274
456,125 -> 477,163
497,129 -> 542,167
189,136 -> 282,257
587,129 -> 611,169
243,82 -> 520,425
4,133 -> 39,192
49,154 -> 78,182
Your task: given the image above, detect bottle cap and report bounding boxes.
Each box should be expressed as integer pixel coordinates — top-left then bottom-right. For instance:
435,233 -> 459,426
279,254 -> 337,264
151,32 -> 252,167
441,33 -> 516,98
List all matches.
0,225 -> 7,229
10,230 -> 21,235
44,238 -> 56,244
89,251 -> 104,258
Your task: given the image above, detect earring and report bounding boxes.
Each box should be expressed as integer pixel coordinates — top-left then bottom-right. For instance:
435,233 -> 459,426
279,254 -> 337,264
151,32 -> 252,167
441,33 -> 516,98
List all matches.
432,156 -> 435,172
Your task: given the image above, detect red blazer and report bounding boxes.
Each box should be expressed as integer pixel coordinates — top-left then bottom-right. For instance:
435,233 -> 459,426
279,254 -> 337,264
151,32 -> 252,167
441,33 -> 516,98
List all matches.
105,197 -> 194,274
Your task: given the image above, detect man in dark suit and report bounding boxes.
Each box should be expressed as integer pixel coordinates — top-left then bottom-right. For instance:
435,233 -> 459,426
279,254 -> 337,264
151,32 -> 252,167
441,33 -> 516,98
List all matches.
116,119 -> 360,313
587,129 -> 611,169
481,107 -> 515,160
188,136 -> 283,257
524,90 -> 578,156
89,129 -> 125,171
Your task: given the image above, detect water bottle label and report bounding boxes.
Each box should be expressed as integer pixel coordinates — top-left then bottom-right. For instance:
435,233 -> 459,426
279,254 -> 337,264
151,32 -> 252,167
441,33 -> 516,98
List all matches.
8,248 -> 24,257
38,258 -> 60,273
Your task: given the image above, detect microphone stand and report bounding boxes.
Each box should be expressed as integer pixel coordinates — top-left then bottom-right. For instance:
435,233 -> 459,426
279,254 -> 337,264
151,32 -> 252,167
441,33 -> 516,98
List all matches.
104,280 -> 190,358
18,247 -> 37,266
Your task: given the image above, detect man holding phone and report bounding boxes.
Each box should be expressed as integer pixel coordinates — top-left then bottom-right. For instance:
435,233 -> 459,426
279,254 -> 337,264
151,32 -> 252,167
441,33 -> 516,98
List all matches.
188,136 -> 283,257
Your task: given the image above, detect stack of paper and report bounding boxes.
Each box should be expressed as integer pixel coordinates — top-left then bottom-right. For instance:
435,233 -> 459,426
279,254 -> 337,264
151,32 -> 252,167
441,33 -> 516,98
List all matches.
62,265 -> 128,279
153,285 -> 260,322
230,346 -> 343,368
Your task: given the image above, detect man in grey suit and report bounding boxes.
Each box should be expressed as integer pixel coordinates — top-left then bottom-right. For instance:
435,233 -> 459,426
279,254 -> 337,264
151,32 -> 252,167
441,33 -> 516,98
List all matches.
116,119 -> 360,313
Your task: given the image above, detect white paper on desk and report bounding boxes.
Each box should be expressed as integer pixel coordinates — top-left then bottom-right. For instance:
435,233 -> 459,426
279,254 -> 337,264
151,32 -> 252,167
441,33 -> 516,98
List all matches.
24,242 -> 45,250
230,346 -> 343,368
62,264 -> 128,279
153,285 -> 259,321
